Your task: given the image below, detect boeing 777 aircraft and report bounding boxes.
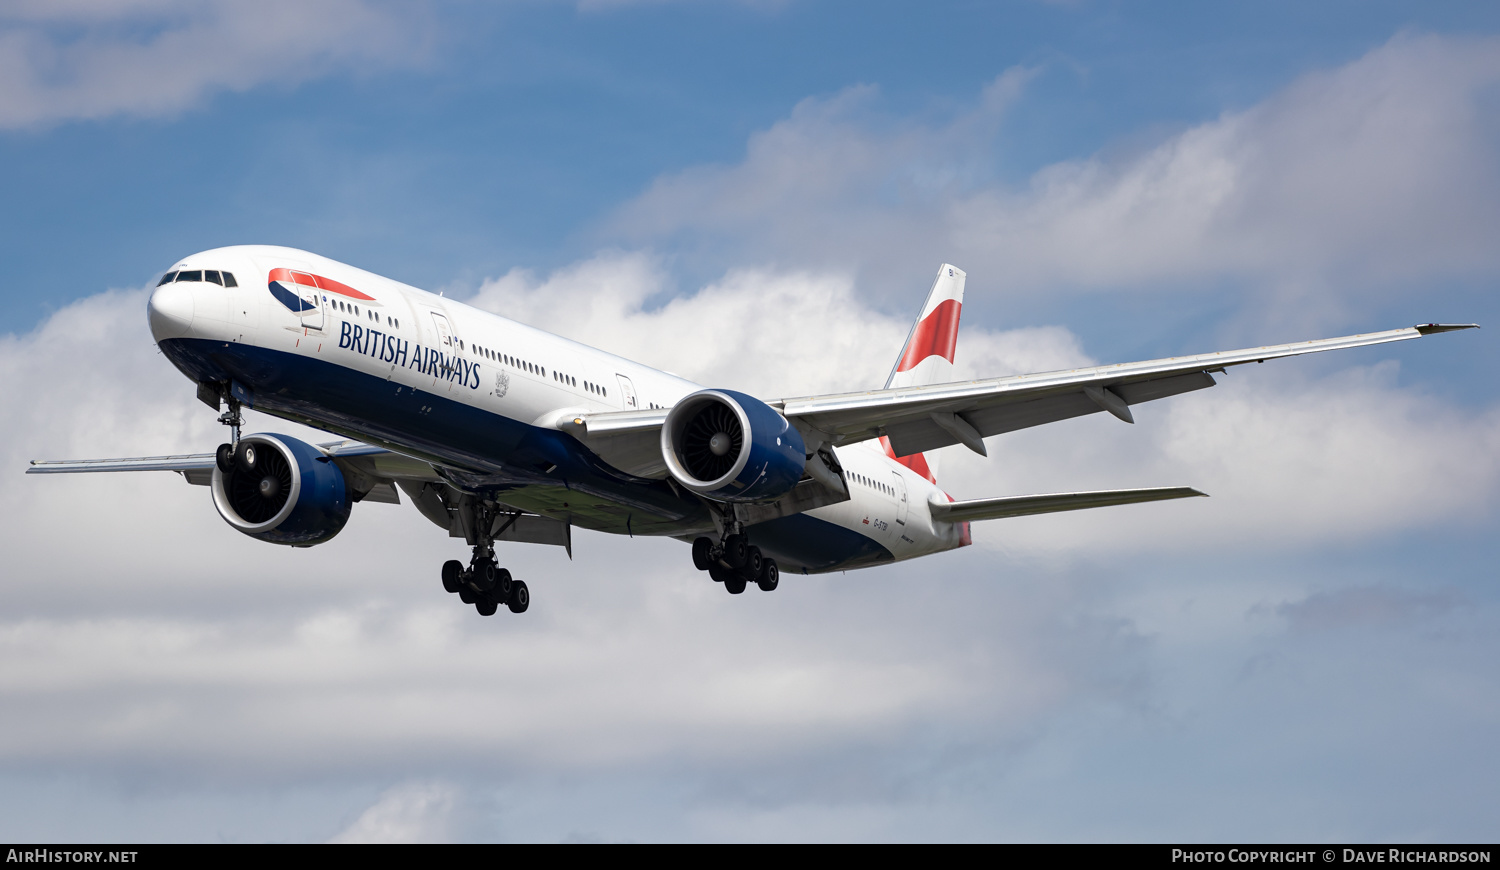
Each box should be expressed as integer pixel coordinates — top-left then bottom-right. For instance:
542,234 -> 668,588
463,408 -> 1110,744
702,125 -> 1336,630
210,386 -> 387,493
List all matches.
28,246 -> 1476,616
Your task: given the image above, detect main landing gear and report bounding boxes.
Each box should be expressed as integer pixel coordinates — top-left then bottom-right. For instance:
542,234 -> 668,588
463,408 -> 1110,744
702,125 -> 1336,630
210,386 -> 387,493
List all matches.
441,499 -> 529,616
692,533 -> 779,594
441,553 -> 529,616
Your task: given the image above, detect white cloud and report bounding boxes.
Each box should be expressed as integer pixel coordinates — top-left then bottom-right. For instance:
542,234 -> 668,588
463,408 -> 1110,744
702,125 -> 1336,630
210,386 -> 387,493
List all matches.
607,34 -> 1500,312
0,1 -> 433,129
469,251 -> 906,396
0,283 -> 1118,787
945,351 -> 1500,556
330,780 -> 460,843
0,270 -> 1495,840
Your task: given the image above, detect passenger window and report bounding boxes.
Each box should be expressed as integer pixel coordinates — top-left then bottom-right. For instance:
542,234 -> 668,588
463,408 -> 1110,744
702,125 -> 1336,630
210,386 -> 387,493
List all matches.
176,270 -> 202,282
222,272 -> 238,287
205,270 -> 223,286
157,272 -> 178,286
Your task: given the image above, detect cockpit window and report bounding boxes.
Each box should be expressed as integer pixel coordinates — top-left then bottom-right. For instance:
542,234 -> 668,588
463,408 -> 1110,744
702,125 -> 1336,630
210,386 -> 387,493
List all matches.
157,272 -> 178,286
205,270 -> 223,286
175,270 -> 202,283
222,272 -> 237,287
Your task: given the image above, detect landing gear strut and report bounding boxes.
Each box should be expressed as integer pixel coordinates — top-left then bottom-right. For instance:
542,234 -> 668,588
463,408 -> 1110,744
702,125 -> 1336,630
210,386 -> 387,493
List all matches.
214,393 -> 245,475
438,498 -> 530,616
693,532 -> 780,595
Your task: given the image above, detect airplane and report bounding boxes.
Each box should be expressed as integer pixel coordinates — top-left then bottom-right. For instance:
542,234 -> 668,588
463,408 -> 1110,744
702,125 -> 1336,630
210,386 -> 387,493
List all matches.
27,246 -> 1477,616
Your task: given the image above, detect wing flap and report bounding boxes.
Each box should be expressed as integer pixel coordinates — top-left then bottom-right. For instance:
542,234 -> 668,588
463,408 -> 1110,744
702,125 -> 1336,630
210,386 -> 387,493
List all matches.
931,486 -> 1206,523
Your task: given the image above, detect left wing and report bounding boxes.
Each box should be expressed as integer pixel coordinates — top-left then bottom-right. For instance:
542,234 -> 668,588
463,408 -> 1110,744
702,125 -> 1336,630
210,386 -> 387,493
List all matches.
565,323 -> 1477,464
27,440 -> 440,504
28,453 -> 221,485
29,443 -> 575,549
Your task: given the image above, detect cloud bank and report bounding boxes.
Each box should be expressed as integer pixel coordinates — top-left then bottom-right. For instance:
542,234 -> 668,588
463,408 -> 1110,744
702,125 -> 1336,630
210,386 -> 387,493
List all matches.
609,34 -> 1500,315
1,273 -> 1493,841
0,1 -> 432,129
2,27 -> 1497,841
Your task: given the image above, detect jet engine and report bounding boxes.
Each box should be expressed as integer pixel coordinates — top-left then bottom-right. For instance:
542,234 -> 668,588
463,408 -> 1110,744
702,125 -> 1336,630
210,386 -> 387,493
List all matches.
210,434 -> 351,546
660,389 -> 806,503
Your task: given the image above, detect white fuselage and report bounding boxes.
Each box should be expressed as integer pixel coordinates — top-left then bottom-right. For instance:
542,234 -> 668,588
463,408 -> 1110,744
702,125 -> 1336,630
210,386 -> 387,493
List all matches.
148,245 -> 966,572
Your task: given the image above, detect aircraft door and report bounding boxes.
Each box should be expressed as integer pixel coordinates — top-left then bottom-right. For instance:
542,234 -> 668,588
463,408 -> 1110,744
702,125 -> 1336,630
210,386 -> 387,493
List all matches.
297,273 -> 324,331
430,312 -> 455,350
892,472 -> 909,525
615,374 -> 638,410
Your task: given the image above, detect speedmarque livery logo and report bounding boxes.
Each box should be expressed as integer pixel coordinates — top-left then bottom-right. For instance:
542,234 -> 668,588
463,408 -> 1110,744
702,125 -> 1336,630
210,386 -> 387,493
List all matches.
267,267 -> 376,316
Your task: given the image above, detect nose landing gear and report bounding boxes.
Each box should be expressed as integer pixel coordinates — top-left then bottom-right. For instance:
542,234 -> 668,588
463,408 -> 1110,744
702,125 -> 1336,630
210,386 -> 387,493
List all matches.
213,392 -> 246,475
694,533 -> 780,594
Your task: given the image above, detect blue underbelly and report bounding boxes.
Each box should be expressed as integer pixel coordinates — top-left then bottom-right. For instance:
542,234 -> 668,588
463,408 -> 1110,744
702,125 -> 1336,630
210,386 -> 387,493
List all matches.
159,337 -> 891,573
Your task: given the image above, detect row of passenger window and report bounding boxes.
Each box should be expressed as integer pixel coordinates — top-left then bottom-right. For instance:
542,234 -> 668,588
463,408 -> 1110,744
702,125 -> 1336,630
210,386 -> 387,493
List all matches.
851,471 -> 897,498
473,343 -> 548,381
329,296 -> 399,329
554,368 -> 613,400
469,341 -> 617,400
158,270 -> 238,287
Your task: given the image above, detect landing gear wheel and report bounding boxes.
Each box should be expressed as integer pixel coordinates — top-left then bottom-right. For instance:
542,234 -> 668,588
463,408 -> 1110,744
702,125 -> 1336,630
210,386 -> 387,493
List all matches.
507,580 -> 530,613
742,545 -> 763,581
723,575 -> 747,595
215,443 -> 234,474
723,534 -> 748,569
692,537 -> 714,571
708,564 -> 735,584
757,559 -> 780,592
441,560 -> 464,594
494,567 -> 513,600
458,585 -> 476,605
475,596 -> 498,617
233,441 -> 258,473
473,560 -> 497,592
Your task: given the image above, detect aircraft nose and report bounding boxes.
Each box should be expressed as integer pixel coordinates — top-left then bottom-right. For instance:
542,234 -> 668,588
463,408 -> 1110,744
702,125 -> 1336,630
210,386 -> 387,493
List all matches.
147,281 -> 195,341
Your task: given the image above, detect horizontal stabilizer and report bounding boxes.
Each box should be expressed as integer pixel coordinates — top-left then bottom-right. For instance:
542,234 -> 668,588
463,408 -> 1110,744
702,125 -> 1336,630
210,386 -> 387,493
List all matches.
930,486 -> 1205,523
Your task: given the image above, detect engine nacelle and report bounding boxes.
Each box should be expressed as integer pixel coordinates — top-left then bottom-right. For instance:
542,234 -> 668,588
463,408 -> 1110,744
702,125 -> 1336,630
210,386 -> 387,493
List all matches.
211,434 -> 351,546
661,389 -> 806,503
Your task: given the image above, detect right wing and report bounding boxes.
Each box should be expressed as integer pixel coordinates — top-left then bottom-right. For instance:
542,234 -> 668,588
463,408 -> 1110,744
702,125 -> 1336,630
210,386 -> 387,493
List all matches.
560,323 -> 1477,468
776,324 -> 1478,457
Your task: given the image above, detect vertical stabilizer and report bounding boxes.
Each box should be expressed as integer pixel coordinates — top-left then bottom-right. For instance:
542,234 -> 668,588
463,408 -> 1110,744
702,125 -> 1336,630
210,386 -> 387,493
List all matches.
885,264 -> 966,391
880,264 -> 966,486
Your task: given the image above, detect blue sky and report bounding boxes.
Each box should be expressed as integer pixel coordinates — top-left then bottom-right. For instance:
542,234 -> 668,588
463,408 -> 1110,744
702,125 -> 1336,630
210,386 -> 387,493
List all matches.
1,0 -> 1497,842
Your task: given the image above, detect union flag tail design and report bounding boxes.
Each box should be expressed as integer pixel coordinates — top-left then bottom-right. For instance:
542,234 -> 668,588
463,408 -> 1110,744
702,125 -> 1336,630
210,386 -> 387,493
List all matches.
882,264 -> 966,485
885,264 -> 965,392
